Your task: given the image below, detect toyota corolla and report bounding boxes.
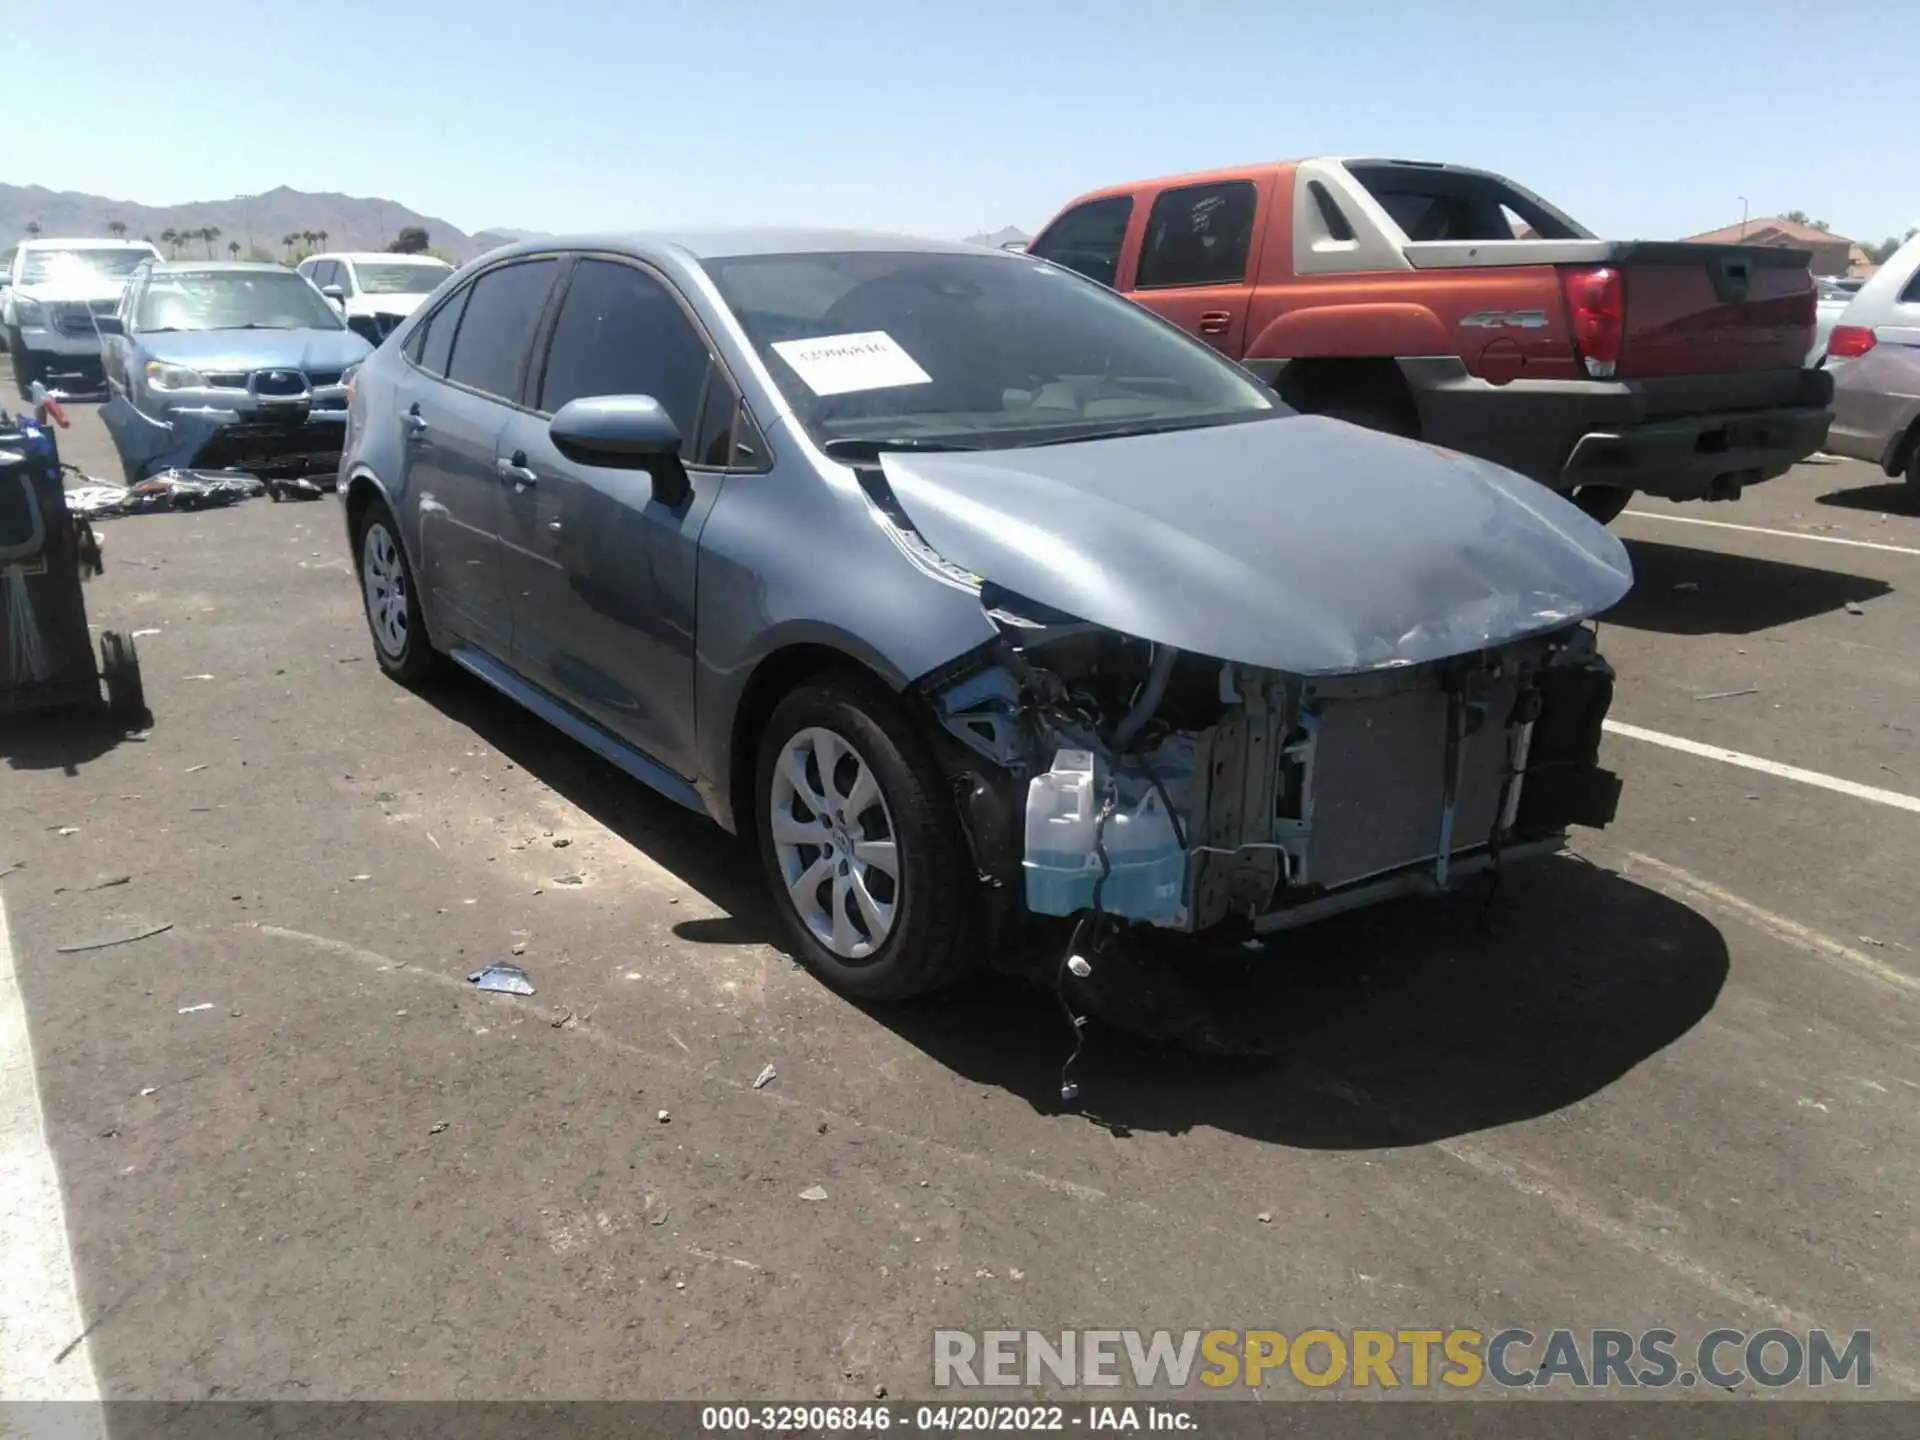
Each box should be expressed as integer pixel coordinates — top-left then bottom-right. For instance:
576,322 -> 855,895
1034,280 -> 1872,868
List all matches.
338,230 -> 1632,1001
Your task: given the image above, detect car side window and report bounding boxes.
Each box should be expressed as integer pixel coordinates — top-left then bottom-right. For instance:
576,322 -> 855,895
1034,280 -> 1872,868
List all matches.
692,361 -> 739,468
443,259 -> 559,402
1135,181 -> 1259,289
313,261 -> 336,289
297,260 -> 315,280
535,258 -> 709,437
413,285 -> 471,377
1027,196 -> 1133,289
337,262 -> 356,295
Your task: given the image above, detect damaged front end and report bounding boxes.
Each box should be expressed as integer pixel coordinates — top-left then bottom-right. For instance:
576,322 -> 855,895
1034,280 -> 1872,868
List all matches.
102,371 -> 353,486
923,612 -> 1619,938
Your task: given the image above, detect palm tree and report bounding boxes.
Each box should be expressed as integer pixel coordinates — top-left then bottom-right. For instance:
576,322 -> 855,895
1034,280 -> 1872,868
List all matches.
108,220 -> 127,238
228,240 -> 241,260
282,232 -> 299,261
160,227 -> 179,257
201,226 -> 221,258
24,221 -> 41,240
301,229 -> 317,255
315,229 -> 328,251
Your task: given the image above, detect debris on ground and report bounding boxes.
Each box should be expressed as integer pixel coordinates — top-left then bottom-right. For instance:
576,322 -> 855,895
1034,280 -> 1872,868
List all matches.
56,921 -> 174,953
53,826 -> 79,836
265,477 -> 325,503
552,838 -> 571,848
429,1121 -> 449,1135
185,764 -> 208,773
1257,1211 -> 1273,1224
467,963 -> 535,996
177,1002 -> 214,1014
1693,688 -> 1760,701
1860,936 -> 1887,948
131,628 -> 160,638
798,1186 -> 828,1202
553,874 -> 585,886
511,942 -> 526,955
657,1110 -> 671,1123
71,470 -> 267,518
1845,601 -> 1866,616
87,874 -> 131,891
752,1063 -> 777,1090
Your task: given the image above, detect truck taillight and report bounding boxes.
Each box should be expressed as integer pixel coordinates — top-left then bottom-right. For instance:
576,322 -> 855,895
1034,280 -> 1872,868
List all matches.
1560,265 -> 1623,378
1827,324 -> 1876,359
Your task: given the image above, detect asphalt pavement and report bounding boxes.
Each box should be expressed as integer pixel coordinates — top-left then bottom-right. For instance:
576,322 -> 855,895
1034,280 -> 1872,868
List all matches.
2,408 -> 1917,1405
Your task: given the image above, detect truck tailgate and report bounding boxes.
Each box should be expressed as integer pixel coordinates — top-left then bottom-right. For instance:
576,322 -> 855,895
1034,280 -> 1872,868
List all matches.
1616,242 -> 1815,379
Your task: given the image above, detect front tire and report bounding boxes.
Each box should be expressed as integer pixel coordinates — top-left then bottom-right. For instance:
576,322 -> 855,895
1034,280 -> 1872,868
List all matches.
355,499 -> 439,685
754,673 -> 978,1000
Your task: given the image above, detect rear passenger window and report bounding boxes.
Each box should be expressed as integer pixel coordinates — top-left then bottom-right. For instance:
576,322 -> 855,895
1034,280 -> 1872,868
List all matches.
444,259 -> 558,402
536,258 -> 709,433
1027,196 -> 1133,289
1136,182 -> 1258,289
412,286 -> 470,376
1901,270 -> 1920,305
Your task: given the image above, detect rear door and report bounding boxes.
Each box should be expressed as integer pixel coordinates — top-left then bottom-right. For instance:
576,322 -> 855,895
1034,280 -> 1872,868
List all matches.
1125,177 -> 1269,356
496,255 -> 731,776
397,257 -> 559,655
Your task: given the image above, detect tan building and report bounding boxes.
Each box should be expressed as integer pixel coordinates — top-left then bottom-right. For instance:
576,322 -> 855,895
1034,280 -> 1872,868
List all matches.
1683,217 -> 1853,276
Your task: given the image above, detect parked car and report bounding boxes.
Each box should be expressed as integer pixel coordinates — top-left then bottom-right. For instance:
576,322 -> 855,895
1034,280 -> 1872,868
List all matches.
4,237 -> 163,395
1822,232 -> 1920,495
296,252 -> 453,345
1026,158 -> 1832,523
338,230 -> 1629,1000
97,261 -> 373,485
1812,277 -> 1855,366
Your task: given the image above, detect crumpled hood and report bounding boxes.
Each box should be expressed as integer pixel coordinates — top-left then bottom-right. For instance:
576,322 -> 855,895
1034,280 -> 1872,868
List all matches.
142,327 -> 372,374
878,414 -> 1633,675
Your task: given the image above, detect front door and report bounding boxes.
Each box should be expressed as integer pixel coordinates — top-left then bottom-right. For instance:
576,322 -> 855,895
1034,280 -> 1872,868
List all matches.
497,256 -> 729,778
401,258 -> 559,656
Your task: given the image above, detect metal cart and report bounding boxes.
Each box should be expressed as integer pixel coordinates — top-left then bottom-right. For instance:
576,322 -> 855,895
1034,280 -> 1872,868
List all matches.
0,393 -> 146,723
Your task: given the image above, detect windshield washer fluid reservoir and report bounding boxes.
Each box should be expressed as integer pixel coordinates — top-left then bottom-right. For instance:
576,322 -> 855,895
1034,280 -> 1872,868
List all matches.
1024,750 -> 1187,925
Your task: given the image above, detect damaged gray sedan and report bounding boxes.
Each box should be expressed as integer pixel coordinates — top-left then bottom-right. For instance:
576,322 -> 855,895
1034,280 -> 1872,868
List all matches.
339,230 -> 1632,998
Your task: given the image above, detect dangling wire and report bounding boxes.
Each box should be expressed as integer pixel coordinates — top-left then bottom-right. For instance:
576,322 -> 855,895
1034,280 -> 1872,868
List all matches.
1056,790 -> 1115,1105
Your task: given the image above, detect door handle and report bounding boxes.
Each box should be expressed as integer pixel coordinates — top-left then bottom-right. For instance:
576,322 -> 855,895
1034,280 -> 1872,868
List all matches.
496,455 -> 539,487
402,405 -> 428,437
1198,311 -> 1232,335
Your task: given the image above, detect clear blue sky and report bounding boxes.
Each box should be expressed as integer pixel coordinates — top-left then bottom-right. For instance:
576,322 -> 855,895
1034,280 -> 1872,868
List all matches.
13,0 -> 1918,245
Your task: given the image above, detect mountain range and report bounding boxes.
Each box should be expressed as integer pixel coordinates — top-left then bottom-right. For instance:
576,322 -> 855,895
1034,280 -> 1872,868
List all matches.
2,181 -> 1026,260
0,183 -> 531,261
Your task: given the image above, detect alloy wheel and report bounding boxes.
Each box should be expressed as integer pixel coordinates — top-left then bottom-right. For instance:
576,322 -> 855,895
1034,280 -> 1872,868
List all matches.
767,726 -> 901,960
362,521 -> 409,659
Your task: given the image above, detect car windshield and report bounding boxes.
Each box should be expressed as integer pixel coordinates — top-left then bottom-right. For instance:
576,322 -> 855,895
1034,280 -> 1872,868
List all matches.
355,261 -> 451,296
137,271 -> 344,332
702,250 -> 1279,450
19,247 -> 156,284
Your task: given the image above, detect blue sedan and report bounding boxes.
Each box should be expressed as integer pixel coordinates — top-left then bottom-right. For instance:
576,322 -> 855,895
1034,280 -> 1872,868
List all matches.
98,261 -> 373,486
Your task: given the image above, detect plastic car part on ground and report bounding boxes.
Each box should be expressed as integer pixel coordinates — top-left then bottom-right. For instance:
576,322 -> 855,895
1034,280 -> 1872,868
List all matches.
467,963 -> 536,996
63,469 -> 267,518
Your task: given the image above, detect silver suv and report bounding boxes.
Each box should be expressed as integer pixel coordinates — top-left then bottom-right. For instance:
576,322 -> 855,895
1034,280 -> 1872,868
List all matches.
1824,233 -> 1920,496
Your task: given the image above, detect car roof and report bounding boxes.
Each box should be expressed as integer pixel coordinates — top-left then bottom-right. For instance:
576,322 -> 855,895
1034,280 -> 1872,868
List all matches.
485,227 -> 995,263
20,237 -> 158,250
319,252 -> 452,264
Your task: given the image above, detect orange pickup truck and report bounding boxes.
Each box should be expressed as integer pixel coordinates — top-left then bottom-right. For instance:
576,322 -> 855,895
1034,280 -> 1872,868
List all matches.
1026,158 -> 1833,521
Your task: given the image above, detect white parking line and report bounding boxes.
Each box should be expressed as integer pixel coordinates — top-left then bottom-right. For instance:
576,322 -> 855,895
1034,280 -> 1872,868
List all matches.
0,890 -> 106,1419
1622,510 -> 1920,558
1603,719 -> 1920,815
1623,851 -> 1920,999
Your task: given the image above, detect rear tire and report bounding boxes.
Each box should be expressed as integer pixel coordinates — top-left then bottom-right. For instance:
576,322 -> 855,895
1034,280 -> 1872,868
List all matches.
1568,486 -> 1633,525
354,499 -> 440,686
754,672 -> 978,1000
1904,439 -> 1920,505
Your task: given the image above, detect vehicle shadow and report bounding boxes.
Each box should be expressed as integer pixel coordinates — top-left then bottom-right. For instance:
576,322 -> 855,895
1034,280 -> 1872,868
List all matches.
0,708 -> 150,773
1606,538 -> 1892,635
418,669 -> 780,939
1815,479 -> 1918,516
872,855 -> 1730,1147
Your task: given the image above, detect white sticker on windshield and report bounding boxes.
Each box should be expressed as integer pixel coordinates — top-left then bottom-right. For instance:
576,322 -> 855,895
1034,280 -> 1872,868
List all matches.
770,331 -> 933,397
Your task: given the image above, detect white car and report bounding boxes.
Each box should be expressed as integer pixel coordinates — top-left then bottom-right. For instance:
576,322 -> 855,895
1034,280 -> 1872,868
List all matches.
5,238 -> 163,394
296,252 -> 453,342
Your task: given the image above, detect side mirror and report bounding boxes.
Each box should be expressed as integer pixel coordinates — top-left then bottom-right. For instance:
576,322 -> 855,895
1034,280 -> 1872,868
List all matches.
549,395 -> 689,505
92,315 -> 124,336
321,285 -> 346,304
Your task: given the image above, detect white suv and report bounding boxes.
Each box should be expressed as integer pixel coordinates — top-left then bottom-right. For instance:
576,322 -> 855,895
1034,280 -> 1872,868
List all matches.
296,252 -> 453,343
5,237 -> 163,394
